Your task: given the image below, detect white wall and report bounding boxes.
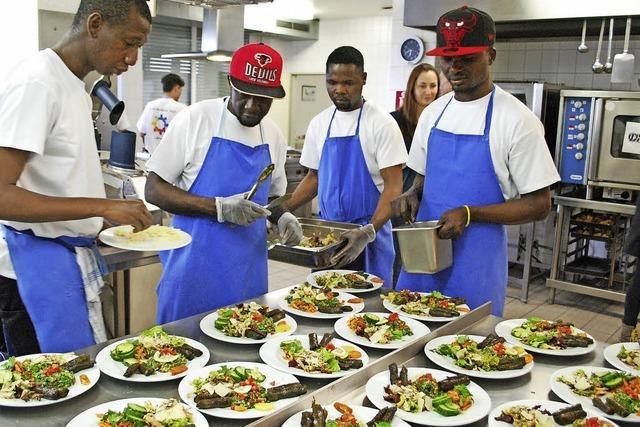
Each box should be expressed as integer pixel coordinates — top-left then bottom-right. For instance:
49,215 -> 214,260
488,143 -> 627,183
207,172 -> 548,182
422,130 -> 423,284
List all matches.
251,11 -> 395,142
0,0 -> 39,76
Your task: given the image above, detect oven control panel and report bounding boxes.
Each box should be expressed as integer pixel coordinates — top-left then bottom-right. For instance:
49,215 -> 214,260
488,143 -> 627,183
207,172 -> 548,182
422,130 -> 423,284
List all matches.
559,97 -> 592,184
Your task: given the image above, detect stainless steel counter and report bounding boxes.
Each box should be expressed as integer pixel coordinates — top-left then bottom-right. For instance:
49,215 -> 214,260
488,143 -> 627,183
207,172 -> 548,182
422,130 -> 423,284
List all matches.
0,286 -> 626,427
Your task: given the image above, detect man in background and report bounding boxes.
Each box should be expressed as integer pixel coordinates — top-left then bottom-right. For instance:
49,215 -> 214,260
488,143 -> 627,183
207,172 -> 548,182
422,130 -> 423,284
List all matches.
137,73 -> 186,154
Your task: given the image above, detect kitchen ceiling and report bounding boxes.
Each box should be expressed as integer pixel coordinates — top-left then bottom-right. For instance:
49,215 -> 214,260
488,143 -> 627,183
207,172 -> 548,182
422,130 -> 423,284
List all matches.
163,0 -> 271,7
311,0 -> 392,19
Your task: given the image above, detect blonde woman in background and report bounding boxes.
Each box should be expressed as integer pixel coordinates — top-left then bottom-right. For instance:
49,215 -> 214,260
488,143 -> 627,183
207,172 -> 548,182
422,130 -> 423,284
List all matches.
391,63 -> 441,286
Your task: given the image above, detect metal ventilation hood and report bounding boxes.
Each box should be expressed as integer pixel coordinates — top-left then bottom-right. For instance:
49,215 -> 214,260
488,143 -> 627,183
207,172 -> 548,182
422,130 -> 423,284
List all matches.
161,0 -> 272,61
404,0 -> 640,38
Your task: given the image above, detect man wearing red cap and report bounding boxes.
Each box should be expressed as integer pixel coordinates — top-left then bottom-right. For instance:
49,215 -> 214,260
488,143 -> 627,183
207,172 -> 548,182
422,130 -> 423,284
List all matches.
393,6 -> 559,316
145,43 -> 302,322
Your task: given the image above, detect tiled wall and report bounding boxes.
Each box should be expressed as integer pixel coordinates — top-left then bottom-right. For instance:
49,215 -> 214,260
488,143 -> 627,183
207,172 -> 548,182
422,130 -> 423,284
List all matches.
492,36 -> 640,91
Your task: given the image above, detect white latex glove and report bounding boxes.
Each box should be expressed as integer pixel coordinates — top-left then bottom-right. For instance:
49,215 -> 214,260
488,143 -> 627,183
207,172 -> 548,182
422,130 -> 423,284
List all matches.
330,224 -> 376,267
216,193 -> 271,226
277,212 -> 303,246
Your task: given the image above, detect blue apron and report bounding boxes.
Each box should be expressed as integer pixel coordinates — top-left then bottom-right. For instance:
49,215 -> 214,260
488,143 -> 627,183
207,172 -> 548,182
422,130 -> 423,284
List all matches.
396,90 -> 508,316
3,227 -> 99,352
156,105 -> 271,323
318,103 -> 395,286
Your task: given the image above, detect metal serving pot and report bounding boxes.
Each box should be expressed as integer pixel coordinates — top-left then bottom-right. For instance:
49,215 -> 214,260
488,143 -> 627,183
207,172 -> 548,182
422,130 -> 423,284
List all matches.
393,220 -> 452,274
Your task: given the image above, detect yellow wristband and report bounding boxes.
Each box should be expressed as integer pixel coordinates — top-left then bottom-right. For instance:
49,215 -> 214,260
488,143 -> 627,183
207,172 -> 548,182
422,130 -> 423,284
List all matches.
463,205 -> 471,227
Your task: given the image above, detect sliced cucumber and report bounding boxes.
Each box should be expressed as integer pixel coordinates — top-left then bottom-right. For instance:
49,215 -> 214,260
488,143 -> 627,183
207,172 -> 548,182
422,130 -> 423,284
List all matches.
126,403 -> 148,414
248,368 -> 266,383
122,358 -> 139,367
363,313 -> 380,324
152,351 -> 180,364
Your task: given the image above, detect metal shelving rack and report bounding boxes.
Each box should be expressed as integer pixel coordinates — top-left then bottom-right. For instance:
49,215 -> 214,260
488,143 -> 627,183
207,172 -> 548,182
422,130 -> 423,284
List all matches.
547,195 -> 636,303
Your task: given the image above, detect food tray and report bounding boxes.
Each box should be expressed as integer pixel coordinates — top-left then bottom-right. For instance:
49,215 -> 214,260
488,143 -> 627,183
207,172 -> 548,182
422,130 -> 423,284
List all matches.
267,218 -> 357,268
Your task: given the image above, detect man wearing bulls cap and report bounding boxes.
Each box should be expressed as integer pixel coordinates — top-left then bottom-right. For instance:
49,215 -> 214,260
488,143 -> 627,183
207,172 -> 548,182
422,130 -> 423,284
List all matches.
393,6 -> 559,316
145,43 -> 302,322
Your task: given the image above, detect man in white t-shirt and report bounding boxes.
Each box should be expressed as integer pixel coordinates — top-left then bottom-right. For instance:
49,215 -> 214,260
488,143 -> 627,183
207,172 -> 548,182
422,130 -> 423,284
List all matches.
136,73 -> 187,154
392,6 -> 560,316
0,0 -> 153,355
277,46 -> 406,286
145,43 -> 302,323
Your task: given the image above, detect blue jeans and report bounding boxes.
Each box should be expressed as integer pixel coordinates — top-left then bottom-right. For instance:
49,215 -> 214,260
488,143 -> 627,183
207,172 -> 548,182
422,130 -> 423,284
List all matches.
0,275 -> 40,356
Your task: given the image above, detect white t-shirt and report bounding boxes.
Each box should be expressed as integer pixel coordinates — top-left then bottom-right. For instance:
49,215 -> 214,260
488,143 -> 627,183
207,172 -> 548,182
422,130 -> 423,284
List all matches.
0,49 -> 106,279
136,97 -> 186,154
147,98 -> 287,197
407,85 -> 560,200
300,101 -> 407,192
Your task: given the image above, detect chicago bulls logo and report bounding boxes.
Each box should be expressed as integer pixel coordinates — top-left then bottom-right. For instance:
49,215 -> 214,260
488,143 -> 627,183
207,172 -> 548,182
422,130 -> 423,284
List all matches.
254,53 -> 272,67
438,10 -> 477,48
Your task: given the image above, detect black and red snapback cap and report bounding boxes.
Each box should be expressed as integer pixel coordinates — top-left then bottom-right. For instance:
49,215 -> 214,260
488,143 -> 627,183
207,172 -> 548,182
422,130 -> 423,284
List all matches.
426,5 -> 496,57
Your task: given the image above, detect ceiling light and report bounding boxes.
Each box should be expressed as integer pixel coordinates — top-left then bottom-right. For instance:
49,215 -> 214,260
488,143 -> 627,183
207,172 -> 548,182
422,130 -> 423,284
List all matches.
207,53 -> 233,62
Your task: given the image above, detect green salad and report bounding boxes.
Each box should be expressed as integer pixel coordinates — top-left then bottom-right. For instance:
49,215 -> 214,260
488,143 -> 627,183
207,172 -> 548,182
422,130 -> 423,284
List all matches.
110,326 -> 203,378
433,334 -> 532,372
98,399 -> 195,427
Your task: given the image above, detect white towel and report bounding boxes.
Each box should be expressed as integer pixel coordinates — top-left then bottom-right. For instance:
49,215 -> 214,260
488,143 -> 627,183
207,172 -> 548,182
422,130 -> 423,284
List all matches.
75,246 -> 108,344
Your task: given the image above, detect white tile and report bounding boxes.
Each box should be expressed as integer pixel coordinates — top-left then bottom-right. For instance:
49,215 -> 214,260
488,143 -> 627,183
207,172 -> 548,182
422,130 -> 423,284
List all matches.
592,73 -> 612,90
507,50 -> 526,73
541,50 -> 559,73
543,40 -> 560,50
524,50 -> 542,74
525,41 -> 544,51
573,73 -> 594,89
557,50 -> 577,73
575,51 -> 596,74
492,55 -> 508,73
557,73 -> 575,86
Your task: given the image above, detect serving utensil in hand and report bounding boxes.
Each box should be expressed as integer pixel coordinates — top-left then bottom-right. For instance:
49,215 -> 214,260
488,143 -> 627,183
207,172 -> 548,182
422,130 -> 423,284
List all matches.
592,19 -> 605,73
578,19 -> 589,53
245,163 -> 275,201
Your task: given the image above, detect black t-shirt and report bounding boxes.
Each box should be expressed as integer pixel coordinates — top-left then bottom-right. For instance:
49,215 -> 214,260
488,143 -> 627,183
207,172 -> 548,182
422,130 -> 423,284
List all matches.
390,110 -> 417,192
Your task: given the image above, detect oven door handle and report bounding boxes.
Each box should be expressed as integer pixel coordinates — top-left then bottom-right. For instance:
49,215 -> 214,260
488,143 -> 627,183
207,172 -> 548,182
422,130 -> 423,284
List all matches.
587,98 -> 604,182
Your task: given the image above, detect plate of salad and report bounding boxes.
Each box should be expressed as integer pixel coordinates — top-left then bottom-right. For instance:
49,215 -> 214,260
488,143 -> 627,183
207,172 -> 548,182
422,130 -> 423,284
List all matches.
199,302 -> 297,344
0,353 -> 99,407
66,397 -> 208,426
550,366 -> 640,422
178,361 -> 306,419
95,326 -> 210,382
424,334 -> 534,379
334,312 -> 429,350
495,317 -> 596,356
307,269 -> 384,294
259,333 -> 369,379
489,399 -> 618,427
604,343 -> 640,376
365,364 -> 491,426
282,400 -> 411,427
382,290 -> 470,322
280,284 -> 365,319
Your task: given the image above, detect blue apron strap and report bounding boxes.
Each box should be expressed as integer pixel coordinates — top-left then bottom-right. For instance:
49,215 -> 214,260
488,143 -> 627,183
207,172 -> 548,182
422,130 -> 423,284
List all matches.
433,96 -> 454,128
354,99 -> 365,135
326,108 -> 338,139
482,88 -> 496,139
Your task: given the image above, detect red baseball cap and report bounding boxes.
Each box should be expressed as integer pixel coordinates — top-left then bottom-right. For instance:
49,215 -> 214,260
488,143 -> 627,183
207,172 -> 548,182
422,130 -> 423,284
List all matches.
229,43 -> 285,99
426,5 -> 496,57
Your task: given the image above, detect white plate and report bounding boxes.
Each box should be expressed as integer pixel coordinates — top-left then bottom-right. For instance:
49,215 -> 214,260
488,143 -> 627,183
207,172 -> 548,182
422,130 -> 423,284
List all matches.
494,318 -> 596,356
199,311 -> 297,344
424,335 -> 534,379
307,269 -> 385,294
334,312 -> 430,350
382,292 -> 471,323
66,397 -> 208,426
95,337 -> 210,382
99,225 -> 192,251
259,334 -> 369,379
178,361 -> 302,419
279,290 -> 365,319
366,367 -> 491,426
550,365 -> 640,423
0,353 -> 100,408
604,342 -> 640,375
488,399 -> 619,427
282,403 -> 412,427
